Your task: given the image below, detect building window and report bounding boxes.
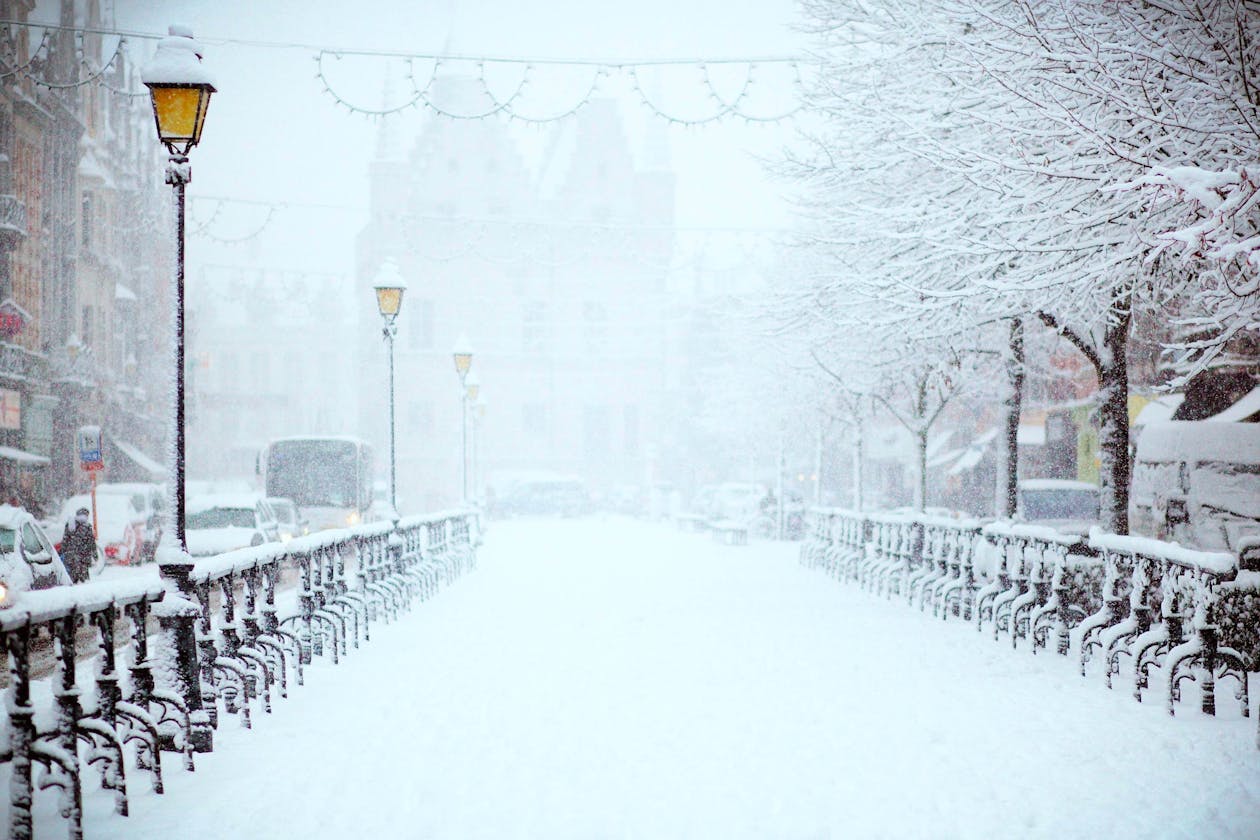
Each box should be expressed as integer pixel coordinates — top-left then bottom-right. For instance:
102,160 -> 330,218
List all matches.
522,403 -> 547,437
81,192 -> 93,249
220,352 -> 238,390
409,300 -> 434,351
583,302 -> 607,353
408,401 -> 434,434
523,301 -> 547,353
624,404 -> 639,454
584,405 -> 610,455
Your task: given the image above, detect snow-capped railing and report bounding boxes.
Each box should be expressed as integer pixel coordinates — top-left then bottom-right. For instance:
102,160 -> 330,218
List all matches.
0,509 -> 481,840
800,508 -> 1260,746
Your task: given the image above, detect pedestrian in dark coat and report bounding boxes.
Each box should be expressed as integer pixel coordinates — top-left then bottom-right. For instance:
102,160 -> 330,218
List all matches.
61,507 -> 96,583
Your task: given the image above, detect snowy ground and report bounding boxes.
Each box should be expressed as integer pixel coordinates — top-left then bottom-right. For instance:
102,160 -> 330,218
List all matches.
29,518 -> 1260,838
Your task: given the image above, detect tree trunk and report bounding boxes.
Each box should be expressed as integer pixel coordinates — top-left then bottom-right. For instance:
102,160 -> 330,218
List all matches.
997,317 -> 1024,518
1097,311 -> 1132,534
852,419 -> 864,511
914,427 -> 928,512
814,418 -> 824,506
776,436 -> 786,539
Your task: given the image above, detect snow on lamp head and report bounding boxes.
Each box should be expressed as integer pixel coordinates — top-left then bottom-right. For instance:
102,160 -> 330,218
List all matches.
452,332 -> 473,383
373,259 -> 407,324
141,25 -> 216,156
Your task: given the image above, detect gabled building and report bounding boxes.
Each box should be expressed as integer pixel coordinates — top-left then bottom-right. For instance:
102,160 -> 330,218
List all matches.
357,78 -> 676,511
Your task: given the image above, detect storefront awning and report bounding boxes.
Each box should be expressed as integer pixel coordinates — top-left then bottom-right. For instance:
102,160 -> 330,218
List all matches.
0,445 -> 50,467
110,436 -> 166,480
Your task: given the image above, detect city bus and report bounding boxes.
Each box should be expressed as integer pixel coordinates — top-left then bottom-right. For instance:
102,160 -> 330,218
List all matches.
259,436 -> 374,531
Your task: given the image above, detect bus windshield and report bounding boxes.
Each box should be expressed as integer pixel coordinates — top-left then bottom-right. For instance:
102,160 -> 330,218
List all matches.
266,439 -> 364,508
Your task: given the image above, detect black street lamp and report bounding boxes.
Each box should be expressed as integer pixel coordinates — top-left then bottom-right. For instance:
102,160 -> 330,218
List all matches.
464,372 -> 480,501
451,334 -> 473,502
141,24 -> 215,554
374,260 -> 407,515
472,396 -> 487,501
141,23 -> 216,752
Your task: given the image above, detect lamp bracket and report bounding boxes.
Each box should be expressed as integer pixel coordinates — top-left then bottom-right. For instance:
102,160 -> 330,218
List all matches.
165,154 -> 191,186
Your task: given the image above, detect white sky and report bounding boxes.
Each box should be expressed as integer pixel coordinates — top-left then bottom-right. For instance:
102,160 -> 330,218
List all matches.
112,0 -> 808,275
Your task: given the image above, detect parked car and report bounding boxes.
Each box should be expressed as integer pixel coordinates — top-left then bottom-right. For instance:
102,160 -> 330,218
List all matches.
688,484 -> 720,519
1131,420 -> 1260,552
0,505 -> 71,606
57,493 -> 147,565
606,484 -> 644,516
496,477 -> 592,517
265,496 -> 309,542
96,482 -> 164,563
710,482 -> 770,523
1016,479 -> 1101,535
185,494 -> 280,557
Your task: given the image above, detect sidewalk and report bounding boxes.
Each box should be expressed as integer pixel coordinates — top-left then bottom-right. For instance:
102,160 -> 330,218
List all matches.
45,518 -> 1260,839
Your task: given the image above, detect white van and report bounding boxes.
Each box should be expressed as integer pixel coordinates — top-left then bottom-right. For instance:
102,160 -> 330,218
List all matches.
1130,421 -> 1260,552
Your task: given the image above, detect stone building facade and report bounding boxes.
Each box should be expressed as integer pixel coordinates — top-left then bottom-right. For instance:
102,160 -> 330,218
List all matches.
0,0 -> 172,513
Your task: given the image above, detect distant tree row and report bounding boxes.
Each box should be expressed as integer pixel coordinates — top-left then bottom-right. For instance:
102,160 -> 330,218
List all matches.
769,0 -> 1260,532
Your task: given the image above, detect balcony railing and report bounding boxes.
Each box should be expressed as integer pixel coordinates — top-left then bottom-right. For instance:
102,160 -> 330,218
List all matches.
0,194 -> 26,243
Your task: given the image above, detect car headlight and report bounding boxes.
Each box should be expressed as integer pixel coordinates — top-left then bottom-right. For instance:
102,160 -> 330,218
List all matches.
0,579 -> 10,608
346,512 -> 361,526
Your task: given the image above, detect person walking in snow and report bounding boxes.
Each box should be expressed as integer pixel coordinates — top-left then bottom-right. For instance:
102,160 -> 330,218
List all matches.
61,507 -> 96,583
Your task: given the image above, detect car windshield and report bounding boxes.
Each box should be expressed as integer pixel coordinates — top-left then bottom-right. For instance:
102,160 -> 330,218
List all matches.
187,508 -> 255,529
1022,489 -> 1100,521
271,503 -> 296,524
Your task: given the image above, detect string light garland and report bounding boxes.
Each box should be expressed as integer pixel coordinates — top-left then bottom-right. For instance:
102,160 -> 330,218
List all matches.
317,50 -> 801,125
28,30 -> 126,90
0,17 -> 807,124
0,26 -> 50,80
188,196 -> 278,245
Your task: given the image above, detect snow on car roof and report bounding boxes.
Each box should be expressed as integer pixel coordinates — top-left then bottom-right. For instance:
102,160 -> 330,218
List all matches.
1018,479 -> 1099,492
187,494 -> 262,514
1135,420 -> 1260,465
0,504 -> 33,529
60,494 -> 141,518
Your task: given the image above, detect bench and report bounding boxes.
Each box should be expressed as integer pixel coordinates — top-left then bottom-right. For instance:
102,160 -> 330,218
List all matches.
710,520 -> 749,546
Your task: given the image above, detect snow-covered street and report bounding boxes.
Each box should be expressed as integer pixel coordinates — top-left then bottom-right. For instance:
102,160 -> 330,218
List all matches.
57,519 -> 1260,839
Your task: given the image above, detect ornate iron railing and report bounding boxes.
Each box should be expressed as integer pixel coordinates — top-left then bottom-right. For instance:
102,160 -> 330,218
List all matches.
800,508 -> 1260,745
1,510 -> 480,839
